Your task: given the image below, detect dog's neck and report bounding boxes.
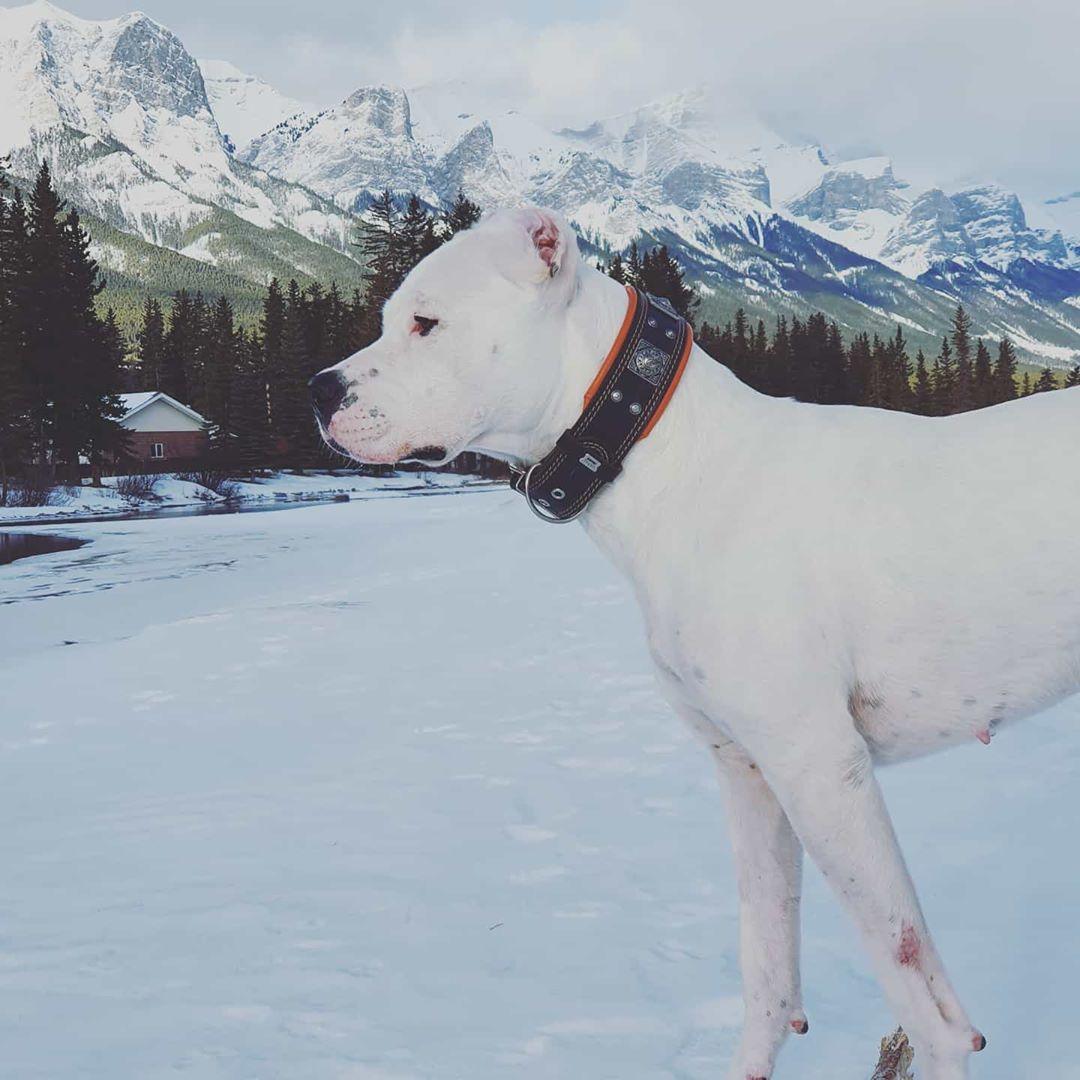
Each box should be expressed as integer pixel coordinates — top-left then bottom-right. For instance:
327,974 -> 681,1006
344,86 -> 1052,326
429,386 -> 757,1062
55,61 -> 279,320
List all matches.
499,264 -> 769,569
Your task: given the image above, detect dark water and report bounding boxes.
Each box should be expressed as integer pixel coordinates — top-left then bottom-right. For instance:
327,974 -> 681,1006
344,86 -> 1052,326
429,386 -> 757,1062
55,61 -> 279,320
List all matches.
0,533 -> 88,566
1,483 -> 498,528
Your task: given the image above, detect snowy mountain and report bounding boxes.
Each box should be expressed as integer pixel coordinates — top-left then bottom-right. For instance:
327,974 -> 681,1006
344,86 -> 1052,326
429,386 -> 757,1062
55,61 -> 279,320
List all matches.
794,170 -> 1080,280
0,0 -> 362,296
199,58 -> 309,151
2,0 -> 1079,365
236,79 -> 1080,365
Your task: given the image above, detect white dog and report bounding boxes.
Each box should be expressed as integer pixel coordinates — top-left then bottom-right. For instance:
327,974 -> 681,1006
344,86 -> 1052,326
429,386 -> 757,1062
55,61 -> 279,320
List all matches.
310,207 -> 1080,1079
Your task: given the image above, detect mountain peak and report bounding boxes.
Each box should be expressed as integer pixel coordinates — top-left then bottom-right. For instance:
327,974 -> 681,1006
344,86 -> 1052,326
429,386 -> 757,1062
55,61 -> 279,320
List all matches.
199,57 -> 309,148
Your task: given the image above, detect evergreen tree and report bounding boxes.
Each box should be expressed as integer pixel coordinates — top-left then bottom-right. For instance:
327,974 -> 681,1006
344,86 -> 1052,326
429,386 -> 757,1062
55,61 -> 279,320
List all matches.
202,294 -> 238,441
846,332 -> 873,405
639,245 -> 699,324
950,305 -> 975,412
913,349 -> 933,415
763,316 -> 792,397
400,195 -> 441,271
261,278 -> 288,446
0,178 -> 34,497
992,336 -> 1018,403
355,189 -> 402,337
606,252 -> 627,284
1033,366 -> 1058,393
20,163 -> 125,476
1020,371 -> 1033,396
81,309 -> 130,478
931,337 -> 956,415
867,334 -> 888,408
275,280 -> 318,468
730,308 -> 750,384
441,190 -> 482,238
162,289 -> 200,404
1065,364 -> 1080,388
229,331 -> 270,476
625,242 -> 644,289
973,339 -> 993,409
886,326 -> 913,411
137,296 -> 166,390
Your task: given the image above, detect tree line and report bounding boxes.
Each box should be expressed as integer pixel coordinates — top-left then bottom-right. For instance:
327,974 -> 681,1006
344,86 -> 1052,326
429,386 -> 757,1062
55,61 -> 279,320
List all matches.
124,190 -> 486,475
696,306 -> 1078,413
600,244 -> 1078,411
0,163 -> 128,496
3,164 -> 1079,501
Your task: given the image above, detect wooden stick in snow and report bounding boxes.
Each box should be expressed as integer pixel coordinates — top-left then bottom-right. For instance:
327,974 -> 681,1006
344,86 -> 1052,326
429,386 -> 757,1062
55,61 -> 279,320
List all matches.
870,1028 -> 914,1080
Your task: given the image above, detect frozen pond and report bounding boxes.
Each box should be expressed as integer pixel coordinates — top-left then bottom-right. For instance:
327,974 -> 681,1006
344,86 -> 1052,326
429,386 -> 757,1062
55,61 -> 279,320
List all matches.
0,490 -> 1077,1078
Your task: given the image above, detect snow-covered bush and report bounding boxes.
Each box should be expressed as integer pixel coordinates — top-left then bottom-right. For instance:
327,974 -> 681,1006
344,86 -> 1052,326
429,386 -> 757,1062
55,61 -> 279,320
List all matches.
114,473 -> 161,502
176,469 -> 240,501
1,470 -> 61,508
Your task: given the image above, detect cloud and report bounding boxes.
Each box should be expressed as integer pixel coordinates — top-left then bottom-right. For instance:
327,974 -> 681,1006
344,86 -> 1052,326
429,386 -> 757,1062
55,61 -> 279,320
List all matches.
129,0 -> 1079,200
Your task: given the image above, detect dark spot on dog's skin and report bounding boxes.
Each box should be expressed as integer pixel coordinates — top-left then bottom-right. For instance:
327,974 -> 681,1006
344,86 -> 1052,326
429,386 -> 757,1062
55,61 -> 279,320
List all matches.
748,762 -> 757,771
897,924 -> 921,968
340,392 -> 358,410
368,367 -> 379,377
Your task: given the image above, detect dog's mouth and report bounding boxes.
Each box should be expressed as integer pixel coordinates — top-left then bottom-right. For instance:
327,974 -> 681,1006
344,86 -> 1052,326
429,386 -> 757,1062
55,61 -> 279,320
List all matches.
313,414 -> 352,459
402,445 -> 449,465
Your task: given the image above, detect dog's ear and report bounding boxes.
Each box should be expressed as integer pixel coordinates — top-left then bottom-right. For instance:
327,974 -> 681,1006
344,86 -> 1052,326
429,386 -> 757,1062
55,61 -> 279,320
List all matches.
527,209 -> 564,276
503,207 -> 578,285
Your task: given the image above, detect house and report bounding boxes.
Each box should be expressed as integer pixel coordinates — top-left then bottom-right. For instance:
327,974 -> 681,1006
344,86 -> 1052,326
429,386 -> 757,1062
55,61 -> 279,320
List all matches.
117,392 -> 209,464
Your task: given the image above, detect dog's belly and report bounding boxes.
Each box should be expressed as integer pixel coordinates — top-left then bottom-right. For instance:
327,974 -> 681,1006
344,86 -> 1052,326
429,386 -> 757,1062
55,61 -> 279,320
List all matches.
843,656 -> 1080,763
646,607 -> 1080,767
845,680 -> 1012,763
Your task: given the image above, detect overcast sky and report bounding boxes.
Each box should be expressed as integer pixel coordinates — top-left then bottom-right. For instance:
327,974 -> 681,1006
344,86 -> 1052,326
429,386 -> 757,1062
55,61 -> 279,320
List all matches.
56,0 -> 1080,201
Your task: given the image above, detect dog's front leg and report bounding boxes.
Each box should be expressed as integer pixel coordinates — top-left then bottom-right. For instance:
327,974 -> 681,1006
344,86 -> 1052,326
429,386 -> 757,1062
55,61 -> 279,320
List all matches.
713,739 -> 806,1080
752,715 -> 983,1080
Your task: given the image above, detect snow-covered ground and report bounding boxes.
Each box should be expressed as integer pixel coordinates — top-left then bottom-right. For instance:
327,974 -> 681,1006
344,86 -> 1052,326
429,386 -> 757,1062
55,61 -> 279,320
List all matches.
1,492 -> 1078,1079
0,470 -> 491,524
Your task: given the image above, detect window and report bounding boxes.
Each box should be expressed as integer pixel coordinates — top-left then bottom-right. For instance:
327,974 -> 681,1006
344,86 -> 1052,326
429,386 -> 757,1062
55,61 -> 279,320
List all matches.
150,442 -> 165,459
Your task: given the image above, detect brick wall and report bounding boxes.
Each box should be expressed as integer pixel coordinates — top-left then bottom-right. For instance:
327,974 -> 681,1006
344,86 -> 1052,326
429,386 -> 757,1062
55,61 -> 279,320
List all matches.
126,430 -> 208,464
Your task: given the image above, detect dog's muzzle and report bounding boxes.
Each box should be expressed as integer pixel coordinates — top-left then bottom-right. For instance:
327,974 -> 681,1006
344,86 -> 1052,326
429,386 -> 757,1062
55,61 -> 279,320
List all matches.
309,370 -> 349,425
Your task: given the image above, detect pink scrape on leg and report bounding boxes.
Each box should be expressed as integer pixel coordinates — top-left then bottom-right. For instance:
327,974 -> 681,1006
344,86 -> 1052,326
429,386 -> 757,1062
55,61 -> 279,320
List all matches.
976,728 -> 991,745
897,923 -> 921,968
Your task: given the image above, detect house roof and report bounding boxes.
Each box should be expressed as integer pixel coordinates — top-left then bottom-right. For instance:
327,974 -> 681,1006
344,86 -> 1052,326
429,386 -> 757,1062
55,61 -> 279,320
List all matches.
117,392 -> 208,426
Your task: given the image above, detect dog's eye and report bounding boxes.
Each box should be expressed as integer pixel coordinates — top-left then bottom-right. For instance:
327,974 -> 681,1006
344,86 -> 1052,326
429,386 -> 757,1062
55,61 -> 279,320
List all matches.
413,315 -> 439,337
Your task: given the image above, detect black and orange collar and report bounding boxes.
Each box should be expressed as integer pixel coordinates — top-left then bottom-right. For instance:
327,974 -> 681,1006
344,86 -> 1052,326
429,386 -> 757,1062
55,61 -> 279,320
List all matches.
511,286 -> 693,523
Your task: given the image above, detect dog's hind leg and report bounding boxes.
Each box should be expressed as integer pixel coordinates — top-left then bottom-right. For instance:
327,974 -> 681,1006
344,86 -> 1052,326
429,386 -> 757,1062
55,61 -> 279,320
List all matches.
750,711 -> 983,1080
711,737 -> 806,1080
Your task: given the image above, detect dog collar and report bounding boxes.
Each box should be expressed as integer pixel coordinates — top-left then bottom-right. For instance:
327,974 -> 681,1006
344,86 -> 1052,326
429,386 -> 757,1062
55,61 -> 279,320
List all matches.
510,286 -> 693,524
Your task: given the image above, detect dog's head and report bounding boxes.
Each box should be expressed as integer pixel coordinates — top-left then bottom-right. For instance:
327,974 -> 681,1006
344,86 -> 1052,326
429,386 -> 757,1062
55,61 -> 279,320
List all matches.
310,206 -> 582,466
